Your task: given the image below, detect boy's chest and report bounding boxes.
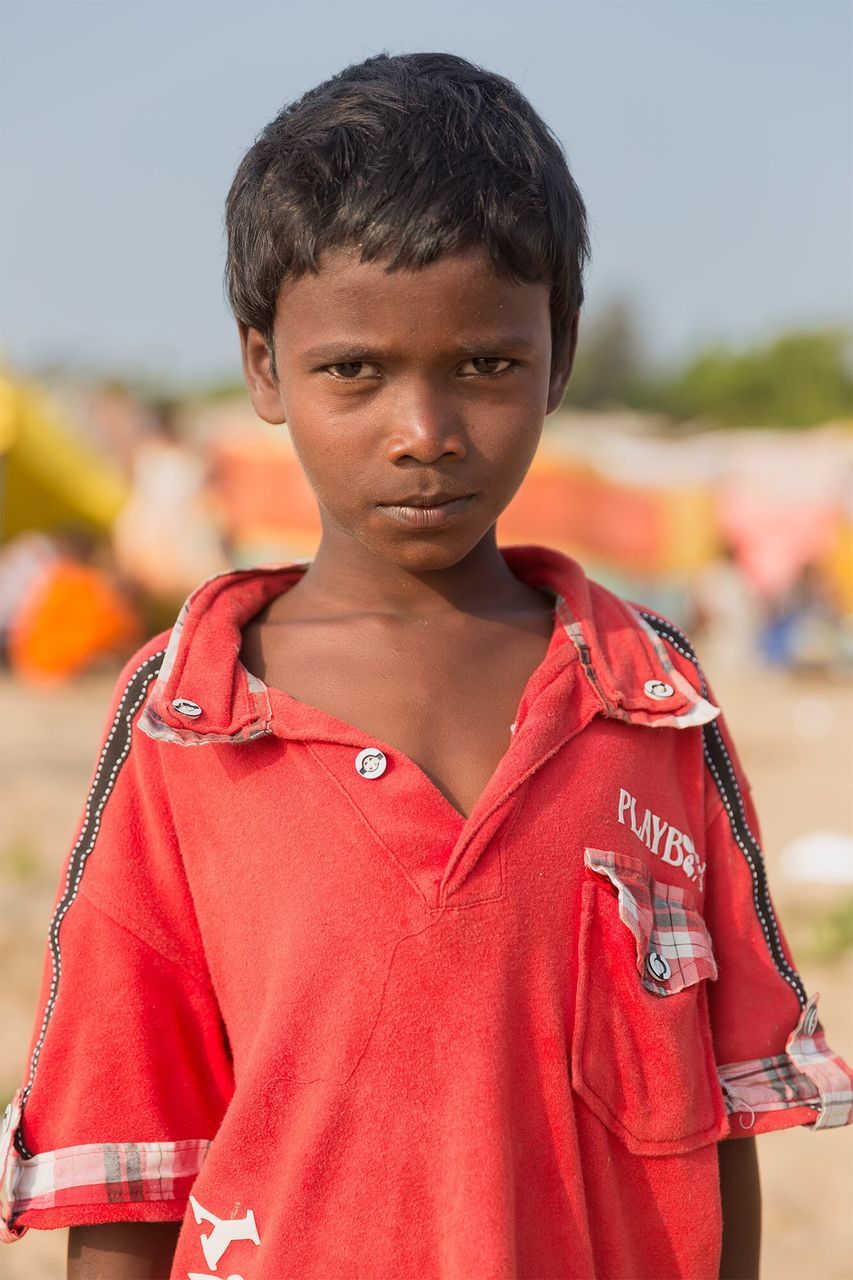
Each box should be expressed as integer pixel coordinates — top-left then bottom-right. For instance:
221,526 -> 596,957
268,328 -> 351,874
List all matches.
241,614 -> 554,821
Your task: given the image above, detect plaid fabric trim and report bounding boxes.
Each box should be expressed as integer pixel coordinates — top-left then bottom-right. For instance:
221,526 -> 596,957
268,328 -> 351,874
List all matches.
630,609 -> 721,728
1,1092 -> 209,1241
719,995 -> 853,1131
552,596 -> 720,729
0,1092 -> 23,1241
140,701 -> 272,746
584,848 -> 717,996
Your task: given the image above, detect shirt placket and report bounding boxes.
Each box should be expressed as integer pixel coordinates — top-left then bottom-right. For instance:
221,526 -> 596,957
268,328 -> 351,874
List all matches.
436,652 -> 606,905
303,737 -> 468,908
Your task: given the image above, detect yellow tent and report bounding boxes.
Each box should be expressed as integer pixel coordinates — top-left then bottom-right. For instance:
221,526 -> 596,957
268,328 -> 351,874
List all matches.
0,371 -> 128,541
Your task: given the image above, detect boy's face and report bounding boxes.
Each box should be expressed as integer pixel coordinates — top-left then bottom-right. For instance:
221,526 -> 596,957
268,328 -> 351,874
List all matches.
240,246 -> 577,574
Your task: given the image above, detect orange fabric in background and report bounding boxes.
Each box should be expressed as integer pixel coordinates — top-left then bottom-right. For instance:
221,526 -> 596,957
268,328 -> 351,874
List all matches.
9,560 -> 140,684
499,465 -> 667,569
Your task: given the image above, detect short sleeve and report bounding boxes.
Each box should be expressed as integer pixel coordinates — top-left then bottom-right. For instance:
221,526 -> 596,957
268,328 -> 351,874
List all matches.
1,638 -> 234,1241
701,698 -> 853,1140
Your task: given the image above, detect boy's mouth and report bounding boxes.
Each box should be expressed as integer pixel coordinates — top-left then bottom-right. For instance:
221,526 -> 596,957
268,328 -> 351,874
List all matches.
375,493 -> 475,529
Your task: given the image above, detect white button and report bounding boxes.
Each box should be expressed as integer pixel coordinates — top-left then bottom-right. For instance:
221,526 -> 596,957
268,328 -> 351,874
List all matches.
803,1005 -> 819,1036
172,698 -> 203,718
646,951 -> 672,981
355,748 -> 387,778
644,680 -> 674,700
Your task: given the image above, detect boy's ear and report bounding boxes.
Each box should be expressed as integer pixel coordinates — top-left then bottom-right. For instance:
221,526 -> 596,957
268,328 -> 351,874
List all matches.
239,323 -> 287,425
546,310 -> 580,414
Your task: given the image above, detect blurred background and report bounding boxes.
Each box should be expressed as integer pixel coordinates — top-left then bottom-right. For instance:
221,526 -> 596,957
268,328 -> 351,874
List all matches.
1,2 -> 851,1277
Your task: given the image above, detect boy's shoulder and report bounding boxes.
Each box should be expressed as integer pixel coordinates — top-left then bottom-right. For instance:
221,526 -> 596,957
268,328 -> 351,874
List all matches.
514,544 -> 718,728
120,563 -> 305,748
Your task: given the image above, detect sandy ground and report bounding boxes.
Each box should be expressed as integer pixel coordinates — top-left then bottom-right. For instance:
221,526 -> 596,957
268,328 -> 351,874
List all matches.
1,661 -> 851,1280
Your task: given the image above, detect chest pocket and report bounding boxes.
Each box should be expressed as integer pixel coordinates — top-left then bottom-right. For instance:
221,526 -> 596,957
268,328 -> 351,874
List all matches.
571,847 -> 726,1155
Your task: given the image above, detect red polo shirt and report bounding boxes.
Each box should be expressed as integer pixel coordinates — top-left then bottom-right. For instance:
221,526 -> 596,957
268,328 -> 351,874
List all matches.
3,545 -> 851,1279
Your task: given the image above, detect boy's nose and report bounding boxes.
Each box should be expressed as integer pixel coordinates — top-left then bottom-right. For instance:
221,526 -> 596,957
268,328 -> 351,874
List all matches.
383,386 -> 467,464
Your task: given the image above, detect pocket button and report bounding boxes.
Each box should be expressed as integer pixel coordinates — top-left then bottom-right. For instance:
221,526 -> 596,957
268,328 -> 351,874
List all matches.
646,951 -> 672,981
644,680 -> 674,699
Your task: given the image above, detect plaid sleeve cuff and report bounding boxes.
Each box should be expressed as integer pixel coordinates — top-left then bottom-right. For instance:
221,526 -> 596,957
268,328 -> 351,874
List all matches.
718,994 -> 853,1138
1,1090 -> 210,1241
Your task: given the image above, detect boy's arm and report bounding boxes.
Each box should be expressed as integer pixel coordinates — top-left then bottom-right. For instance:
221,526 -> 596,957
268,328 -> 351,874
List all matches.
718,1136 -> 761,1280
1,640 -> 232,1249
68,1222 -> 181,1280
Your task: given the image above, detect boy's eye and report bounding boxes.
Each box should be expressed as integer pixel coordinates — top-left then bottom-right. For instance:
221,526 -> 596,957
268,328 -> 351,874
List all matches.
460,357 -> 513,376
324,361 -> 379,380
322,357 -> 513,380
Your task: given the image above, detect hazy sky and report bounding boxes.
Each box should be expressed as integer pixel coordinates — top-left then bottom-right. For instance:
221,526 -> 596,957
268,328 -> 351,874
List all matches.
2,0 -> 851,384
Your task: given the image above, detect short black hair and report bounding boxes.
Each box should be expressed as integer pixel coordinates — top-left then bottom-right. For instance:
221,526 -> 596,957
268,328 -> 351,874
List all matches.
225,51 -> 589,377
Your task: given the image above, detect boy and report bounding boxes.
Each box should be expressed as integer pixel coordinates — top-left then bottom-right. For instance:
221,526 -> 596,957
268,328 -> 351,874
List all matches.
2,51 -> 851,1280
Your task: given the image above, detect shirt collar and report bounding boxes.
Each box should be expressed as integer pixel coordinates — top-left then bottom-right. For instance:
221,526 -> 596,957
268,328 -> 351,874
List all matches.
501,545 -> 720,730
138,546 -> 719,747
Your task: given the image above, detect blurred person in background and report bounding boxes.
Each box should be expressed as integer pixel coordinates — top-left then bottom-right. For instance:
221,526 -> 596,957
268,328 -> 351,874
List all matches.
112,398 -> 229,606
759,560 -> 842,676
0,528 -> 140,684
689,540 -> 761,676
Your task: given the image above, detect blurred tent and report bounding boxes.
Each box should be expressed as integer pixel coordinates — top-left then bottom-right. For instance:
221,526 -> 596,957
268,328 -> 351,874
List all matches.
713,427 -> 853,608
0,369 -> 128,542
497,451 -> 717,578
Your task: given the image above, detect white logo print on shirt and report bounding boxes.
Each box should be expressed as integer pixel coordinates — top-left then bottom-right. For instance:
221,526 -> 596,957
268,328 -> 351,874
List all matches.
188,1194 -> 260,1273
617,788 -> 706,890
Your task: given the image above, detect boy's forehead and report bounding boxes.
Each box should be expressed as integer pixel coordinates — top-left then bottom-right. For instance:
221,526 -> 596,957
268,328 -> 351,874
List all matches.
273,246 -> 552,343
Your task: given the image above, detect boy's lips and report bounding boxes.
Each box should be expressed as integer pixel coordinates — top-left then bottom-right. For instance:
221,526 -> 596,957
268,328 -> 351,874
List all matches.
375,493 -> 476,529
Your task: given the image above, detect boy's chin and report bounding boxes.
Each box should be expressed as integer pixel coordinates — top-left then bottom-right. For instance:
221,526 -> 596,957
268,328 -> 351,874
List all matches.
360,528 -> 497,575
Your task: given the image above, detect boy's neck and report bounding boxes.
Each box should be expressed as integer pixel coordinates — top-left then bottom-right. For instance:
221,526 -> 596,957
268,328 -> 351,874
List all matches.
289,528 -> 547,621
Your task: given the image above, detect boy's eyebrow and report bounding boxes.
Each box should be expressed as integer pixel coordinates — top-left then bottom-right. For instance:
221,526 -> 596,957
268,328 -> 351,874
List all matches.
301,334 -> 539,363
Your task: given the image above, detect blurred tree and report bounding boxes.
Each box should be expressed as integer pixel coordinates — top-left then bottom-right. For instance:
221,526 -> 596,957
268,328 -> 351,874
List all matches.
643,329 -> 853,427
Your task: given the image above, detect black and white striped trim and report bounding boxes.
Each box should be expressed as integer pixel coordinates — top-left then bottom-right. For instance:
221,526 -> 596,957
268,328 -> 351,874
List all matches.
16,651 -> 165,1159
639,611 -> 807,1008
